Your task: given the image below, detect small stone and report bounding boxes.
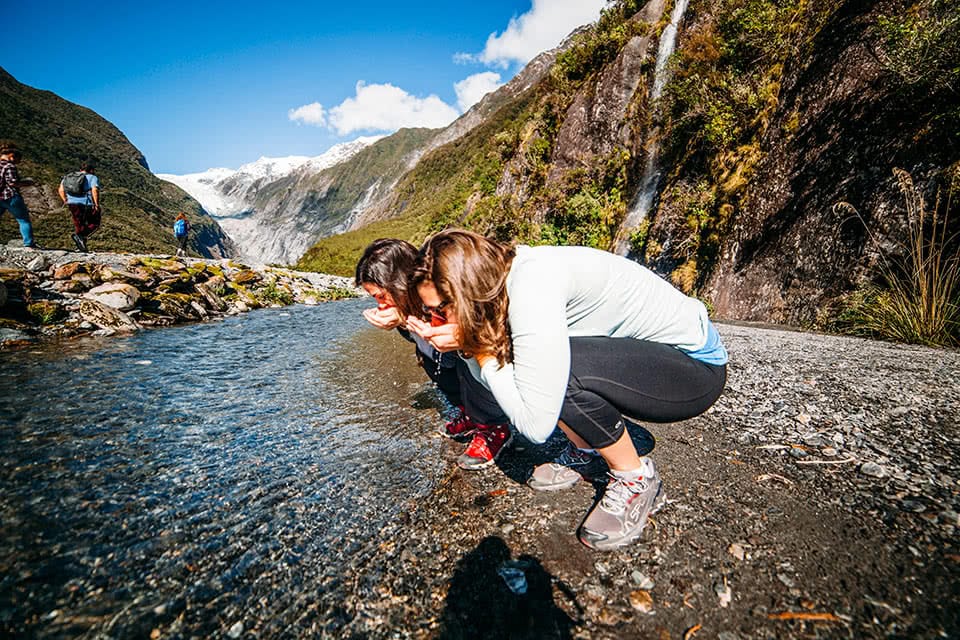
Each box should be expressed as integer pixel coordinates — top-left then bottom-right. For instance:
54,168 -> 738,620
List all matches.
890,406 -> 911,417
900,500 -> 925,513
777,573 -> 795,588
631,571 -> 654,589
860,462 -> 887,478
802,433 -> 824,447
715,580 -> 732,608
728,543 -> 746,561
26,255 -> 46,271
227,621 -> 243,638
594,562 -> 609,574
150,629 -> 161,640
629,589 -> 654,613
501,523 -> 515,535
795,413 -> 811,425
821,446 -> 838,457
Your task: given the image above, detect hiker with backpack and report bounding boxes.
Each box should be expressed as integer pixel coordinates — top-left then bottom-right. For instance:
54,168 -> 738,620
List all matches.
173,212 -> 190,257
58,160 -> 100,252
0,141 -> 39,249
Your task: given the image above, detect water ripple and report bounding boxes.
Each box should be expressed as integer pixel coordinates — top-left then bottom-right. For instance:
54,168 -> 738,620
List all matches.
0,299 -> 449,637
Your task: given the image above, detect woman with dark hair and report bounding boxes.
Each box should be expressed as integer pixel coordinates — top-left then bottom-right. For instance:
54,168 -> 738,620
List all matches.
355,239 -> 512,469
407,229 -> 728,550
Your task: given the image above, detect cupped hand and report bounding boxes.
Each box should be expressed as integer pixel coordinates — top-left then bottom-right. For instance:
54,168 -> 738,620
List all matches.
362,306 -> 403,330
406,315 -> 463,352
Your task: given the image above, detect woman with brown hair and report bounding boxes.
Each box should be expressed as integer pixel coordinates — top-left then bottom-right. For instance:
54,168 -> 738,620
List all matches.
407,229 -> 728,550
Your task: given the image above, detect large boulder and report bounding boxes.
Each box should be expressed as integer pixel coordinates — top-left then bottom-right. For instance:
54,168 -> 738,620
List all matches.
78,299 -> 140,333
84,282 -> 141,311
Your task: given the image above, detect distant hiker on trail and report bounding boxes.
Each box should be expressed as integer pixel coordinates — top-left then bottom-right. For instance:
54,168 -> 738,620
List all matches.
409,229 -> 728,551
0,141 -> 39,249
173,212 -> 190,257
58,160 -> 100,253
356,239 -> 513,470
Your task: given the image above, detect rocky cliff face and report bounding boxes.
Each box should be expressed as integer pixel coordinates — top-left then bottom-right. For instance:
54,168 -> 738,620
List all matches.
309,0 -> 957,329
695,0 -> 959,325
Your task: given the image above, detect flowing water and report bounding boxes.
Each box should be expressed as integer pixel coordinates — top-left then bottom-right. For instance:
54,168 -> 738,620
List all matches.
0,299 -> 451,638
615,0 -> 691,256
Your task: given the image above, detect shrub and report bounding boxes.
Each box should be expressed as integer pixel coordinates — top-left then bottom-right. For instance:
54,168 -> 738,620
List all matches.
875,0 -> 960,93
836,168 -> 960,346
27,301 -> 63,325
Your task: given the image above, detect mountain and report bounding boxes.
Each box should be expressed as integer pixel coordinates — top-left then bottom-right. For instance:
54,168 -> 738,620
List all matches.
298,0 -> 959,333
0,67 -> 233,257
157,137 -> 382,264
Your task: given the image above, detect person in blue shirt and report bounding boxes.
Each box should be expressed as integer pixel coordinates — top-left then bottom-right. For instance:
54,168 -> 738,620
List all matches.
58,159 -> 101,253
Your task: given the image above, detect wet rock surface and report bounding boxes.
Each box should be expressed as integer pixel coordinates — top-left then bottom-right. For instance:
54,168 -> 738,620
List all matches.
339,322 -> 959,639
0,245 -> 358,347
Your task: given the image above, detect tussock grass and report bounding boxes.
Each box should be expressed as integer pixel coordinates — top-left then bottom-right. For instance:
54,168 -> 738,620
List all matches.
836,168 -> 960,347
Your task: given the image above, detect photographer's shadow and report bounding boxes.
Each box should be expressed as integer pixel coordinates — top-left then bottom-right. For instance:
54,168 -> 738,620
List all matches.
438,536 -> 580,639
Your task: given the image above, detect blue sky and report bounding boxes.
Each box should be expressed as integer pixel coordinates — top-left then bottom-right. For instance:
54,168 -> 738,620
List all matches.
3,0 -> 605,174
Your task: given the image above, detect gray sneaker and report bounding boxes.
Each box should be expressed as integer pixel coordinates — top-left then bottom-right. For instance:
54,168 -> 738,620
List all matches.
579,463 -> 665,551
528,444 -> 604,491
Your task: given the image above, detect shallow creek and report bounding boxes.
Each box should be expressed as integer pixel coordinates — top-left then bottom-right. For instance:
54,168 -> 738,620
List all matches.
0,298 -> 449,637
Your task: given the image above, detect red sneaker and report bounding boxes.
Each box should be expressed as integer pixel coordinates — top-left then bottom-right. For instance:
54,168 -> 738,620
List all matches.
442,407 -> 478,439
457,424 -> 513,470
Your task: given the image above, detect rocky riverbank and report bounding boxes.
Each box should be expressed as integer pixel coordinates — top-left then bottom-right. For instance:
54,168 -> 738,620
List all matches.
0,244 -> 357,348
332,323 -> 959,640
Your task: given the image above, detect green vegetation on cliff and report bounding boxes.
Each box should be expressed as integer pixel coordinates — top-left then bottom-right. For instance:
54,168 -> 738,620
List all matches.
297,0 -> 648,275
0,67 -> 230,256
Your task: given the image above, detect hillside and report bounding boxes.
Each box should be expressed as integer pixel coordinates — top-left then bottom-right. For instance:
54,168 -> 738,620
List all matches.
242,128 -> 436,265
0,68 -> 233,257
298,0 -> 959,337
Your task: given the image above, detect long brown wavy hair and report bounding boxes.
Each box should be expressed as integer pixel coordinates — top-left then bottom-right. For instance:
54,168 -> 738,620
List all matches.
413,229 -> 515,365
354,238 -> 419,319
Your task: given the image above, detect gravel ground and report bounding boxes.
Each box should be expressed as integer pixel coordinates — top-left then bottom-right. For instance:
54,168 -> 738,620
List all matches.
335,322 -> 960,639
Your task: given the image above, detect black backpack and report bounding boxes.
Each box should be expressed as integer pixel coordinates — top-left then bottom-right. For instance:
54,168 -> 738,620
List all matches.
62,171 -> 88,197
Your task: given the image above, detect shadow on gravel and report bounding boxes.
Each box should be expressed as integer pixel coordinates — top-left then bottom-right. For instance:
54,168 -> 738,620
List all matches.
439,536 -> 581,639
494,420 -> 657,486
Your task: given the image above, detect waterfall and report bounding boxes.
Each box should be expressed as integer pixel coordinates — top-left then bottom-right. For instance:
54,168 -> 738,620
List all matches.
615,0 -> 690,256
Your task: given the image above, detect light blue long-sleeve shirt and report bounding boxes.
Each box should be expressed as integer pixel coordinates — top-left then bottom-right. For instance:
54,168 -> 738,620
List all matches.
466,244 -> 727,443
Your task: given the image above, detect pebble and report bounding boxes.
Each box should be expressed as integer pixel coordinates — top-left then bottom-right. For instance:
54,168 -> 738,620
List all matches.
631,571 -> 654,589
228,621 -> 244,638
728,542 -> 746,561
629,589 -> 654,613
715,580 -> 732,608
860,462 -> 887,478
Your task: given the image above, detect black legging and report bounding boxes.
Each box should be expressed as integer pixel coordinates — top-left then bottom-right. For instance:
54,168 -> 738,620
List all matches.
420,351 -> 510,426
561,337 -> 726,449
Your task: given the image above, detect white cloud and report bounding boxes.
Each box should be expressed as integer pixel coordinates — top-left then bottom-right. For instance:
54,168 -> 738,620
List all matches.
327,81 -> 460,135
288,102 -> 327,126
454,72 -> 503,111
469,0 -> 608,67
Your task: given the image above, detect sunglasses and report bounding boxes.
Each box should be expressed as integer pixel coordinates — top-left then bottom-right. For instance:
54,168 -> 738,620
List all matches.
422,300 -> 450,324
